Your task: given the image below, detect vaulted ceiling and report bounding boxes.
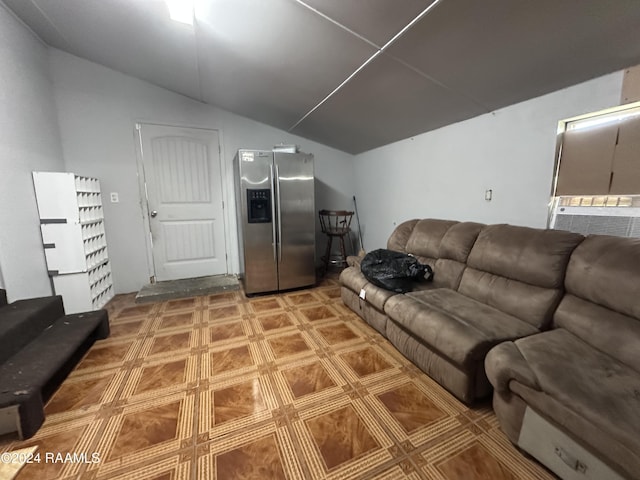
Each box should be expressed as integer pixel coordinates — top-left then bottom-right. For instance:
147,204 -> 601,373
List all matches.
5,0 -> 640,153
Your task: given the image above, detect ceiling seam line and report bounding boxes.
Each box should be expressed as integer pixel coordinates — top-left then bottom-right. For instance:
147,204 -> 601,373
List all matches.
386,53 -> 493,113
0,1 -> 47,47
377,0 -> 445,54
29,0 -> 73,49
292,0 -> 381,49
288,50 -> 384,131
287,0 -> 446,132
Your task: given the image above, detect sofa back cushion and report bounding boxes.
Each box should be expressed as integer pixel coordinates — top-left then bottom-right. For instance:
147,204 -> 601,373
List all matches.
554,235 -> 640,372
458,224 -> 583,329
404,219 -> 458,259
387,219 -> 420,252
433,222 -> 484,289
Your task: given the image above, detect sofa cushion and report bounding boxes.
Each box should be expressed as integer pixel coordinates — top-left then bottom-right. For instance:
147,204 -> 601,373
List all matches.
404,219 -> 458,260
438,221 -> 485,263
339,267 -> 403,311
563,235 -> 640,319
554,235 -> 640,373
459,269 -> 565,330
554,294 -> 640,375
459,224 -> 583,329
432,222 -> 484,289
465,224 -> 583,288
386,219 -> 419,252
510,329 -> 640,472
385,288 -> 538,369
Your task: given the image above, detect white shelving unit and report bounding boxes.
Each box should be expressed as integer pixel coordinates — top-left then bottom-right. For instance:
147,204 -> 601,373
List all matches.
32,172 -> 114,314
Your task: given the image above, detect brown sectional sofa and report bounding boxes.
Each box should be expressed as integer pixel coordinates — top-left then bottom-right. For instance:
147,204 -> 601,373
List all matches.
485,234 -> 640,480
340,218 -> 640,479
341,218 -> 583,403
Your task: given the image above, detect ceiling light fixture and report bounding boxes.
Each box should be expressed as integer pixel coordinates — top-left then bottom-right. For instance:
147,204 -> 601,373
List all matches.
165,0 -> 193,25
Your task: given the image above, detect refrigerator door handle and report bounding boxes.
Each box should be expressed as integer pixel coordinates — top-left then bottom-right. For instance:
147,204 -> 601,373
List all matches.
275,164 -> 282,262
270,164 -> 277,263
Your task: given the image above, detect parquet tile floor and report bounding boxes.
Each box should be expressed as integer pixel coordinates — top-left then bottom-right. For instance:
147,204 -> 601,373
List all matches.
0,276 -> 556,479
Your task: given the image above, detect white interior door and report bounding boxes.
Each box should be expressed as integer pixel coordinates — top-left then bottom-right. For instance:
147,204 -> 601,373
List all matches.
138,124 -> 227,281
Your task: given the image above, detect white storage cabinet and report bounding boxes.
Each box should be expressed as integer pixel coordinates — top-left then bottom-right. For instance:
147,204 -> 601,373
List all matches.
32,172 -> 114,314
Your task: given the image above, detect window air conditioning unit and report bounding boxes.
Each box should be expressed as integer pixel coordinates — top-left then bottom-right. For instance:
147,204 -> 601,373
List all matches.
550,205 -> 640,238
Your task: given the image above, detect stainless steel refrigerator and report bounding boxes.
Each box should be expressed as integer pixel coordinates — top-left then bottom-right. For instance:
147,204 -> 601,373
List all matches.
234,149 -> 315,295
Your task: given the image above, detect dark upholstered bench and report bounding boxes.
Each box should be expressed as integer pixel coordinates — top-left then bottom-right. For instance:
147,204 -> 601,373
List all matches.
0,290 -> 109,438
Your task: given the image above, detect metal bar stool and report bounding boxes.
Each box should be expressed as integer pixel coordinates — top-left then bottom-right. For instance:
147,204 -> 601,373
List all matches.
319,210 -> 354,272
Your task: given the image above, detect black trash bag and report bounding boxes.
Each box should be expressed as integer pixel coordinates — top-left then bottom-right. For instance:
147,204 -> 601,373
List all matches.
360,249 -> 433,293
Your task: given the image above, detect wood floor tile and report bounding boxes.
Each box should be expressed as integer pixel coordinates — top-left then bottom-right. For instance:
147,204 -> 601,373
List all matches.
209,321 -> 245,342
210,345 -> 253,375
208,292 -> 237,305
158,312 -> 194,330
135,359 -> 187,394
1,276 -> 556,480
300,305 -> 337,322
320,287 -> 341,299
340,347 -> 392,377
149,332 -> 191,355
283,361 -> 335,398
377,383 -> 447,433
117,304 -> 154,318
316,323 -> 359,345
257,312 -> 294,332
215,434 -> 286,479
109,402 -> 181,460
268,333 -> 311,359
76,341 -> 133,370
436,442 -> 517,480
286,292 -> 318,305
110,319 -> 145,337
306,405 -> 380,470
165,297 -> 197,311
213,379 -> 266,424
250,298 -> 282,313
45,374 -> 115,414
208,304 -> 242,320
15,427 -> 86,479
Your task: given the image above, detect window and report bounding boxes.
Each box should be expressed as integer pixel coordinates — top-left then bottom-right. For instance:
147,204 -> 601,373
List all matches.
550,104 -> 640,238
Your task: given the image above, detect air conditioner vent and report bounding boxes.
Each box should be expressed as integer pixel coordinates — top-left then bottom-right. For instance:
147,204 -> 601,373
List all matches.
551,206 -> 640,238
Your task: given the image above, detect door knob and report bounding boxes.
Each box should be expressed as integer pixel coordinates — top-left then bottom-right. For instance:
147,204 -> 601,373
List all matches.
150,210 -> 158,218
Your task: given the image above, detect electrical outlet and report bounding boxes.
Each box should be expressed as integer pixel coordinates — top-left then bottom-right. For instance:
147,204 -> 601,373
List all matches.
110,192 -> 119,203
485,189 -> 493,201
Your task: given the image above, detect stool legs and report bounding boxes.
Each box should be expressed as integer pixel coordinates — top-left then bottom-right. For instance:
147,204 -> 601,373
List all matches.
322,234 -> 349,275
323,235 -> 333,274
338,235 -> 348,267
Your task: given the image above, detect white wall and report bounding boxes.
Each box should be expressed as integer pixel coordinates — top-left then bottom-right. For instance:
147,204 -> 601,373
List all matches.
0,5 -> 65,301
353,72 -> 624,251
49,49 -> 356,294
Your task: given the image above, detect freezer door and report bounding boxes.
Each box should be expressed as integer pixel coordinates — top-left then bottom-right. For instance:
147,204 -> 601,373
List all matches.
274,152 -> 316,290
237,150 -> 278,294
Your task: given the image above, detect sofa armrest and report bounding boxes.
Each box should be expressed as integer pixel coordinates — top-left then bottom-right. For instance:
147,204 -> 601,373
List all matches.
347,252 -> 365,269
485,341 -> 540,393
